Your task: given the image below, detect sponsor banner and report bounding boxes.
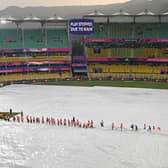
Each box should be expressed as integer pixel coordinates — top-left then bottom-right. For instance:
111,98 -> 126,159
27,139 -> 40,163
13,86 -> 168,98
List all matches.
36,67 -> 71,71
47,48 -> 70,52
87,58 -> 168,63
146,58 -> 168,62
150,39 -> 168,42
0,67 -> 71,74
87,58 -> 119,62
85,39 -> 113,42
0,61 -> 71,66
1,58 -> 165,64
87,58 -> 109,61
134,58 -> 168,62
23,48 -> 47,52
0,48 -> 71,53
27,61 -> 71,65
85,38 -> 168,43
124,39 -> 138,42
161,69 -> 168,73
134,58 -> 146,62
0,62 -> 23,66
0,69 -> 23,73
73,56 -> 86,60
72,63 -> 87,67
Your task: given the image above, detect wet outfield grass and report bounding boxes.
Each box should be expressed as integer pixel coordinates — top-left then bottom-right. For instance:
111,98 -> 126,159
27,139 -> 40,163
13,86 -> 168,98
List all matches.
34,80 -> 168,89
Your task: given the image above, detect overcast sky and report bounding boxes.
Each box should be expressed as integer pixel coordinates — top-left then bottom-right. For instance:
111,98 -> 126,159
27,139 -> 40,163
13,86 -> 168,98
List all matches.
0,0 -> 130,10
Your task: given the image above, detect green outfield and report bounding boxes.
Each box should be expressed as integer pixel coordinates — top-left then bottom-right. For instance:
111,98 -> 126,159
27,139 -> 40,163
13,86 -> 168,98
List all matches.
34,80 -> 168,89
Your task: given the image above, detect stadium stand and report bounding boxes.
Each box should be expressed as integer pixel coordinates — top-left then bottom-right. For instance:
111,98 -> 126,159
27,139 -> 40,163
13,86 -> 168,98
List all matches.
0,26 -> 71,81
46,29 -> 69,48
24,29 -> 45,49
0,28 -> 69,49
0,12 -> 168,82
87,23 -> 168,39
0,29 -> 22,49
85,21 -> 168,79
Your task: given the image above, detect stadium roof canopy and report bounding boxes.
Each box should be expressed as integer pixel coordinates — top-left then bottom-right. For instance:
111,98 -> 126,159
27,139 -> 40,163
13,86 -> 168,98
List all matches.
87,10 -> 105,16
0,15 -> 17,24
161,12 -> 168,15
0,14 -> 67,24
137,9 -> 155,16
47,14 -> 66,21
0,16 -> 17,21
83,9 -> 168,17
112,10 -> 130,16
83,9 -> 168,23
0,9 -> 167,24
24,14 -> 41,21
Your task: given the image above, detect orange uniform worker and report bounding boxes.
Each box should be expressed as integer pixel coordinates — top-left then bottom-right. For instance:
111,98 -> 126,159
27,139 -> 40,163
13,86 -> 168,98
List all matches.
71,120 -> 73,126
57,119 -> 60,126
76,120 -> 79,126
83,123 -> 86,128
41,117 -> 44,124
112,122 -> 115,130
120,123 -> 123,131
91,120 -> 94,128
63,119 -> 66,126
17,116 -> 20,122
26,116 -> 29,123
13,115 -> 16,122
153,126 -> 155,130
33,117 -> 35,123
4,115 -> 8,121
21,116 -> 24,122
100,120 -> 104,127
74,120 -> 77,127
60,119 -> 62,126
30,116 -> 32,123
87,120 -> 90,128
